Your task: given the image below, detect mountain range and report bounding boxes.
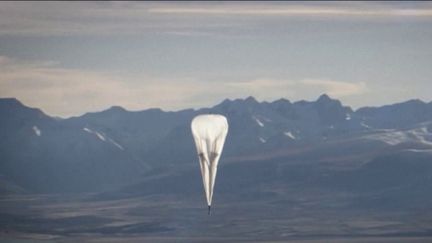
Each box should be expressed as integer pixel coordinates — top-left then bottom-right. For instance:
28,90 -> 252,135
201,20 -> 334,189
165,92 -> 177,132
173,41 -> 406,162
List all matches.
1,94 -> 432,200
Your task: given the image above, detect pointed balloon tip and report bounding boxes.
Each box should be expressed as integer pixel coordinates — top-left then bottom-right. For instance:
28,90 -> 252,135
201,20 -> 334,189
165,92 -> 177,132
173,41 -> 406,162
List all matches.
208,205 -> 211,215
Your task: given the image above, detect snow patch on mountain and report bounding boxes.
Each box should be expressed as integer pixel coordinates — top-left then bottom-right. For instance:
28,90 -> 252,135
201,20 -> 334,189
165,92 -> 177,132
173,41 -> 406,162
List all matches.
410,127 -> 432,145
360,122 -> 371,129
32,126 -> 41,136
83,127 -> 106,141
108,138 -> 124,150
259,137 -> 266,143
253,116 -> 264,127
284,131 -> 296,139
403,149 -> 432,153
363,126 -> 432,146
83,127 -> 124,150
364,130 -> 407,145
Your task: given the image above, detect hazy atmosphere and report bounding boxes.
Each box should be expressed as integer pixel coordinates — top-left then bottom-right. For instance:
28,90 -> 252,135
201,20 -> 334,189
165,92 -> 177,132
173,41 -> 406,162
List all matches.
1,1 -> 432,116
2,1 -> 432,243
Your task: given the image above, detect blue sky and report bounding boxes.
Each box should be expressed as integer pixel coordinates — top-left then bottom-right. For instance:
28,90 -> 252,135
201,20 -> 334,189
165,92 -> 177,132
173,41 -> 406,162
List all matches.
1,1 -> 431,117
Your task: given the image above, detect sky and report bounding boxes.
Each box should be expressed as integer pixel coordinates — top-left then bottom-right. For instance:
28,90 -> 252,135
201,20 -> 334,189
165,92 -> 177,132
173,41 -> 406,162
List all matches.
0,1 -> 432,117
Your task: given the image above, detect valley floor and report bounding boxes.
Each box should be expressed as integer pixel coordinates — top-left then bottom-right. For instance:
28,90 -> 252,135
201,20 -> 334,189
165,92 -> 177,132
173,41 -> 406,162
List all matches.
1,193 -> 432,242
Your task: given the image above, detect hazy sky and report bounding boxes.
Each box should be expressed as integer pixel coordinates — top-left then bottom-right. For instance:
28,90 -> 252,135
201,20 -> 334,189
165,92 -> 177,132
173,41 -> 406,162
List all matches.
1,1 -> 432,117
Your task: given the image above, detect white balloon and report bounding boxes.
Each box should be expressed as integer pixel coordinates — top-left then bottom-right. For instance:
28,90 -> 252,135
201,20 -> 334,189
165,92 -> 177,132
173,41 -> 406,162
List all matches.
191,114 -> 228,214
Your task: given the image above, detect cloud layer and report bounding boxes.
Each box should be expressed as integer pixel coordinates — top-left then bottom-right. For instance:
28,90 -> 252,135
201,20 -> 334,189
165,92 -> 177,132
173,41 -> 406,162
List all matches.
149,5 -> 432,17
0,2 -> 431,36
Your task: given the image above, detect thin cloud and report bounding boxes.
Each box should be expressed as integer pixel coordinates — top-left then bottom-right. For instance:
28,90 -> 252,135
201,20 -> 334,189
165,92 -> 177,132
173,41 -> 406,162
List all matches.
0,56 -> 206,117
227,78 -> 366,96
301,79 -> 366,97
223,78 -> 367,103
148,4 -> 432,17
0,2 -> 431,36
0,56 -> 369,117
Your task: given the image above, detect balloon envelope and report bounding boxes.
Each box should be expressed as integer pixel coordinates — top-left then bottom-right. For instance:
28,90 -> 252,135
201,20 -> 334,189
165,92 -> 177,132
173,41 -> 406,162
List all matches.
191,114 -> 228,209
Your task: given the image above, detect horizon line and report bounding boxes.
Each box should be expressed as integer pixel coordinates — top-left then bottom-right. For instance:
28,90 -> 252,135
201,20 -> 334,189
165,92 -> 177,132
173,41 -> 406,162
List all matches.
1,94 -> 430,119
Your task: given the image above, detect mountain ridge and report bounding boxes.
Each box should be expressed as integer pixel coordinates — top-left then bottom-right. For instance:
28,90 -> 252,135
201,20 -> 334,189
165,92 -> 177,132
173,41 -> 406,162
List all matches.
1,94 -> 432,194
4,94 -> 431,120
